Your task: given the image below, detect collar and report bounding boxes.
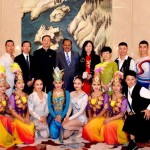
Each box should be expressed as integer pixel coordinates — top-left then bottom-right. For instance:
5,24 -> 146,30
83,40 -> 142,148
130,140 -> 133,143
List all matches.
128,84 -> 136,94
118,55 -> 128,61
23,53 -> 29,57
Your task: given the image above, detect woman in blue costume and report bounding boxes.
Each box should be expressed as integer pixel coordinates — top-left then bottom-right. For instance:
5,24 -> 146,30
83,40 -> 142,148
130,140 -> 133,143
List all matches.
47,67 -> 70,143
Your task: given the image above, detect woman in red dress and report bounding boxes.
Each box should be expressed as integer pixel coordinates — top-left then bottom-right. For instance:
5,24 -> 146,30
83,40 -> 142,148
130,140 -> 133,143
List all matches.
79,41 -> 100,95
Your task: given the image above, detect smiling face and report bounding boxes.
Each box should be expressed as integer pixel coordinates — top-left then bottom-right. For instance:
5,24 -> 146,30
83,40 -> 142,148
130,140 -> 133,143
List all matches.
85,42 -> 93,55
74,78 -> 83,91
125,75 -> 136,88
63,40 -> 72,52
15,81 -> 25,91
22,42 -> 31,54
92,81 -> 101,92
34,79 -> 43,92
118,45 -> 128,58
139,44 -> 149,57
0,85 -> 6,93
101,51 -> 111,61
53,80 -> 63,90
112,82 -> 122,93
42,36 -> 51,49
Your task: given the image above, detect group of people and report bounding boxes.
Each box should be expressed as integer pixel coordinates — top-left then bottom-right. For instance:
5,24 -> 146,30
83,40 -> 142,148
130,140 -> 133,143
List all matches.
0,36 -> 150,150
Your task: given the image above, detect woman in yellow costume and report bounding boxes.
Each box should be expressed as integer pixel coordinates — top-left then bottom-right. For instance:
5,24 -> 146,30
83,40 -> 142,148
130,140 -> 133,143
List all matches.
103,71 -> 128,145
82,73 -> 109,142
95,47 -> 118,95
0,65 -> 15,148
8,63 -> 34,144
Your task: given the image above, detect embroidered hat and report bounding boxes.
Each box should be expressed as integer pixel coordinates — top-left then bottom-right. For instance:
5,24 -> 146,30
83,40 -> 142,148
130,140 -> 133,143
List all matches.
11,62 -> 24,83
53,67 -> 64,82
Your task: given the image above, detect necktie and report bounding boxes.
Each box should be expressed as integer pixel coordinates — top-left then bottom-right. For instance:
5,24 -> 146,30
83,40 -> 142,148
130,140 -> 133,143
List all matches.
66,53 -> 71,67
26,56 -> 30,69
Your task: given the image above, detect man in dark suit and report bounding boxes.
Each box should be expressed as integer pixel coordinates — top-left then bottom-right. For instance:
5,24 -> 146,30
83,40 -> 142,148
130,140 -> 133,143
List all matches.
34,35 -> 56,93
56,38 -> 79,92
14,41 -> 35,94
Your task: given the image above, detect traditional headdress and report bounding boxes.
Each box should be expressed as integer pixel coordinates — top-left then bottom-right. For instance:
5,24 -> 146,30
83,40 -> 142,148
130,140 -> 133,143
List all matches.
53,67 -> 64,82
0,65 -> 7,113
113,71 -> 123,83
92,73 -> 101,84
11,63 -> 24,83
0,65 -> 6,86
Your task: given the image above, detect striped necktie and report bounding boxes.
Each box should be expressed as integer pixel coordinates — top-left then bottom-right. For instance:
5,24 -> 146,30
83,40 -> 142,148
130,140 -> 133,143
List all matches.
66,53 -> 71,67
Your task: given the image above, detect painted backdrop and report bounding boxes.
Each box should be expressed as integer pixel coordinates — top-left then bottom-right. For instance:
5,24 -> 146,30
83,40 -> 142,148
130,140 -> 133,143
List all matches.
22,0 -> 112,55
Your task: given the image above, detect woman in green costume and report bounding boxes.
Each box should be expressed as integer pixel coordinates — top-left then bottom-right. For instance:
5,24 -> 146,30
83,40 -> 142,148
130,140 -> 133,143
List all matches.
95,47 -> 118,95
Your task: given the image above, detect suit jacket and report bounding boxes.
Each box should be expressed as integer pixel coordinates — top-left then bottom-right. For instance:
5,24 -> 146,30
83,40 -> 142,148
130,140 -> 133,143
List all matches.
79,54 -> 100,76
14,54 -> 35,94
56,50 -> 79,92
34,48 -> 56,92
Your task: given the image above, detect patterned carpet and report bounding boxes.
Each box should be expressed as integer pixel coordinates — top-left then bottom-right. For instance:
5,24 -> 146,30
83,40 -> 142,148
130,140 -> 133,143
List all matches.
2,135 -> 150,150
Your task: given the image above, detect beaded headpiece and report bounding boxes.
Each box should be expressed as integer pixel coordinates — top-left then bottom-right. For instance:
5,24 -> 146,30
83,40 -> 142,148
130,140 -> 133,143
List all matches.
113,71 -> 123,83
53,67 -> 64,82
11,63 -> 24,83
92,73 -> 101,84
0,65 -> 6,86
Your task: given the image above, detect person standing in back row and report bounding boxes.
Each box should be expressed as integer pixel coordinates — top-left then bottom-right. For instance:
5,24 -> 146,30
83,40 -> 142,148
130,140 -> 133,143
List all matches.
0,40 -> 15,97
34,35 -> 56,93
15,41 -> 35,94
56,39 -> 79,92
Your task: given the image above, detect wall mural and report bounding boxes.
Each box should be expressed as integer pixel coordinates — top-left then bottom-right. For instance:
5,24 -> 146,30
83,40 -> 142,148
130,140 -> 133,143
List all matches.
22,0 -> 112,55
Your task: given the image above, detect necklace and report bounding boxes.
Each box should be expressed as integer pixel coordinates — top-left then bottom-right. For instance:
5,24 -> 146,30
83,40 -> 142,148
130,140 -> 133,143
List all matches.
54,90 -> 63,96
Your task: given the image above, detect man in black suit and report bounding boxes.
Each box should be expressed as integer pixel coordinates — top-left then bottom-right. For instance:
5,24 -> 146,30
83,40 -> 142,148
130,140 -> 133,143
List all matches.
14,41 -> 35,94
34,35 -> 56,93
56,38 -> 79,92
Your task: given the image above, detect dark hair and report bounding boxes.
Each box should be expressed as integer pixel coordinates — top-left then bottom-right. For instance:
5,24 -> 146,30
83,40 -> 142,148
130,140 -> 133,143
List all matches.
124,70 -> 136,79
14,78 -> 24,85
62,38 -> 72,45
22,41 -> 31,47
100,46 -> 112,55
42,35 -> 51,41
139,40 -> 149,46
81,40 -> 95,57
118,42 -> 128,47
33,78 -> 43,86
5,40 -> 14,46
73,75 -> 84,83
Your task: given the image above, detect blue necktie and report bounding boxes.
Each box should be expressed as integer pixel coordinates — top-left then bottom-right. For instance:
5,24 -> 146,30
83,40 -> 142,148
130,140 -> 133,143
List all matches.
66,53 -> 71,67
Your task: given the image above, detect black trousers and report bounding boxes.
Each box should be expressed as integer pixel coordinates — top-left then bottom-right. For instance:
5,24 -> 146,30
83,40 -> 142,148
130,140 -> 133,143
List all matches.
123,112 -> 150,142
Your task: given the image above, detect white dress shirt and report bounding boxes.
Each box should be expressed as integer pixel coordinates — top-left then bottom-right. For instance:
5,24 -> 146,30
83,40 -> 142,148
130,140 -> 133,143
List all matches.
0,52 -> 15,97
127,84 -> 150,112
64,51 -> 71,62
117,55 -> 136,71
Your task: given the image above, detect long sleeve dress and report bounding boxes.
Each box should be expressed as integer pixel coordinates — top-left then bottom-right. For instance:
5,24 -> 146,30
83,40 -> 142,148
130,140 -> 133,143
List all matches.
47,90 -> 70,139
8,93 -> 34,144
104,96 -> 128,145
82,93 -> 109,142
66,92 -> 88,124
28,91 -> 49,138
0,94 -> 15,148
95,62 -> 118,95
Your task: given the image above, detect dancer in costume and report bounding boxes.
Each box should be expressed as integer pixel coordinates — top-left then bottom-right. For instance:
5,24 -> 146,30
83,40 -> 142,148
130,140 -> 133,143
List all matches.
47,67 -> 70,143
103,71 -> 128,145
82,73 -> 109,142
0,65 -> 15,148
63,76 -> 88,139
95,47 -> 118,95
28,78 -> 49,138
8,63 -> 34,144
